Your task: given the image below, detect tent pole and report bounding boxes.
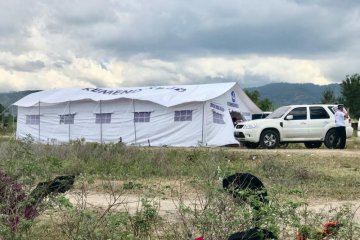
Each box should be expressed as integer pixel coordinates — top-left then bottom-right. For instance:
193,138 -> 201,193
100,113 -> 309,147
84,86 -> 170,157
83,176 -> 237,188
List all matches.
1,108 -> 4,130
100,100 -> 103,144
68,101 -> 71,142
132,99 -> 137,144
11,105 -> 15,138
0,104 -> 8,130
201,102 -> 205,145
38,101 -> 41,142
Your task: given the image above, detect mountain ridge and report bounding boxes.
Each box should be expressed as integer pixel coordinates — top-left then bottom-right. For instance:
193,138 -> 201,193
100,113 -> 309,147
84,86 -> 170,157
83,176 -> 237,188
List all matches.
245,82 -> 341,107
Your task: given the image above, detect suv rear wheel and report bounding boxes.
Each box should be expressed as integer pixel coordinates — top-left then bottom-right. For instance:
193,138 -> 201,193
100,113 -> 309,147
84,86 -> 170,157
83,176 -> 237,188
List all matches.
324,129 -> 336,149
260,130 -> 279,149
304,141 -> 322,148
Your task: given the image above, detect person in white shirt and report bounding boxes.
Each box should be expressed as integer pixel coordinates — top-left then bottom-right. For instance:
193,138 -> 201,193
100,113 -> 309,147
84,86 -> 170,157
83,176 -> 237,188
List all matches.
332,104 -> 349,149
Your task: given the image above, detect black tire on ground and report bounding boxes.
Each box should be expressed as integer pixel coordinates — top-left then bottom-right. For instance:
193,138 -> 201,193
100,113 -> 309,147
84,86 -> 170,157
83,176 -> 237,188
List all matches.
260,130 -> 279,149
324,129 -> 336,149
279,142 -> 289,148
304,141 -> 322,149
244,142 -> 260,149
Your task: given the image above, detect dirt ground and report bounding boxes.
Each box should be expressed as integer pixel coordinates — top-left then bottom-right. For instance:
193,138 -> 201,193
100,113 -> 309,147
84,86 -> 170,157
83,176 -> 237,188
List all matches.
66,191 -> 360,224
64,147 -> 360,223
67,192 -> 360,223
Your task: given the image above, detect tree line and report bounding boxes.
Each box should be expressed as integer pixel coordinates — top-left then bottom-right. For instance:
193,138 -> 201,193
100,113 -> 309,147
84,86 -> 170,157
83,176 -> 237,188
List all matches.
0,104 -> 16,131
321,74 -> 360,119
245,73 -> 360,119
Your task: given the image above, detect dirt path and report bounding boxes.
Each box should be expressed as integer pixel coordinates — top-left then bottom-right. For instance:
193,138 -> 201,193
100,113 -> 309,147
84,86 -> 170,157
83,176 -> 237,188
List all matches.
66,192 -> 360,223
225,148 -> 360,157
67,192 -> 202,221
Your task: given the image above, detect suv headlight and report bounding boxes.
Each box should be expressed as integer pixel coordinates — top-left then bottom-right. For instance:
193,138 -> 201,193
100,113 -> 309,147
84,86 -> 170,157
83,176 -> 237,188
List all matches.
243,123 -> 257,129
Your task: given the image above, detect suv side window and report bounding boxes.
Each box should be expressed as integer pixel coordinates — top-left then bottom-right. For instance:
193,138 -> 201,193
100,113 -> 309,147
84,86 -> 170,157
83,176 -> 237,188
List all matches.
287,107 -> 307,120
310,106 -> 330,119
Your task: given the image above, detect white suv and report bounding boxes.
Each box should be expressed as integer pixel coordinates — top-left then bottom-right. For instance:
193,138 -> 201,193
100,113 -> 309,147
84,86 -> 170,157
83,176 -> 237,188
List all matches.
234,104 -> 353,149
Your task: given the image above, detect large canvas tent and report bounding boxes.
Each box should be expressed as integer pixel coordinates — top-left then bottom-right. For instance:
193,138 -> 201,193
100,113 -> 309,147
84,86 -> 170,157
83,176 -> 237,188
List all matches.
13,82 -> 261,147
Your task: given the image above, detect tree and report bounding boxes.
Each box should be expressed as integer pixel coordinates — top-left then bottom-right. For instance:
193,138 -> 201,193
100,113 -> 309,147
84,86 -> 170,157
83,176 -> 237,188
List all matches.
341,74 -> 360,118
258,98 -> 273,112
245,90 -> 274,111
244,90 -> 260,103
321,87 -> 336,104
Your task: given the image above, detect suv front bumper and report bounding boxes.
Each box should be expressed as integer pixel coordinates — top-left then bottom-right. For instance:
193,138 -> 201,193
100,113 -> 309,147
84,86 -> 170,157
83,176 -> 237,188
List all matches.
234,128 -> 261,143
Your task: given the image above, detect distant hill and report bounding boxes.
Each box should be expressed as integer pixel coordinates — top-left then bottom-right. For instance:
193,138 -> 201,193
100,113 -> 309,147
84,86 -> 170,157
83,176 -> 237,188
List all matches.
246,82 -> 341,107
0,90 -> 40,114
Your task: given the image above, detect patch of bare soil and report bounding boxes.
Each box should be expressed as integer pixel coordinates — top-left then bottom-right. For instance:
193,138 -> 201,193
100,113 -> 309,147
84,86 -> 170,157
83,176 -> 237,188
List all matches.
308,200 -> 360,222
227,147 -> 360,157
66,191 -> 360,223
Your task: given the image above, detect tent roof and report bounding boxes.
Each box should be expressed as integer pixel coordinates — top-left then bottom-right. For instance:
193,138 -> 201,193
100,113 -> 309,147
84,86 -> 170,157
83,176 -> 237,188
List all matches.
14,82 -> 246,107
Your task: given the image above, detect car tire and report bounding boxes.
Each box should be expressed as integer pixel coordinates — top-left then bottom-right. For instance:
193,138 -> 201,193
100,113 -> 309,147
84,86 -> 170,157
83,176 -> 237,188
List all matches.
304,141 -> 322,149
260,130 -> 279,149
279,142 -> 289,148
244,142 -> 260,149
324,129 -> 336,149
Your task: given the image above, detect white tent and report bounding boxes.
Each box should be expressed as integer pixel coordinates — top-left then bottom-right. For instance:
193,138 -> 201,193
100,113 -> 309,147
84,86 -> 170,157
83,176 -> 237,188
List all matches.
13,82 -> 261,146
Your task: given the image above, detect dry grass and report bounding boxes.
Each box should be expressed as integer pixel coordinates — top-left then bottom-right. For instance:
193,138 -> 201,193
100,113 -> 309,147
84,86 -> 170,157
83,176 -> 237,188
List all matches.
0,135 -> 359,239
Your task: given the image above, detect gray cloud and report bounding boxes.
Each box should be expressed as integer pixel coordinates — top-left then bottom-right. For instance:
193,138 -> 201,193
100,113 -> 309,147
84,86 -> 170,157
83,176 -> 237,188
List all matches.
12,60 -> 45,72
58,0 -> 358,59
2,0 -> 359,59
0,0 -> 359,91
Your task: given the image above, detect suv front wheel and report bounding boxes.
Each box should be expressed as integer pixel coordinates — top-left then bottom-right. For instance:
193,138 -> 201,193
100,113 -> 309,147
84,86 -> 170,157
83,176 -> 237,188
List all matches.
260,130 -> 279,149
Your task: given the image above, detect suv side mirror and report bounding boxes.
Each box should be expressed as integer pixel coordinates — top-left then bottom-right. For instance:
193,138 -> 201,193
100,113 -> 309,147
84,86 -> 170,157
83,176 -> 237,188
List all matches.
285,115 -> 293,120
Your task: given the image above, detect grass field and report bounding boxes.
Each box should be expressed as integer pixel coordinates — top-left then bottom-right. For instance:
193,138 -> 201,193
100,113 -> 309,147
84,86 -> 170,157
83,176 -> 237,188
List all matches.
0,135 -> 359,239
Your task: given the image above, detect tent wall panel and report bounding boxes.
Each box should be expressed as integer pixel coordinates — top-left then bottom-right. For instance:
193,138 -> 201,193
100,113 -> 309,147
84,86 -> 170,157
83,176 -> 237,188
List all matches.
133,102 -> 204,146
203,101 -> 237,146
17,106 -> 40,140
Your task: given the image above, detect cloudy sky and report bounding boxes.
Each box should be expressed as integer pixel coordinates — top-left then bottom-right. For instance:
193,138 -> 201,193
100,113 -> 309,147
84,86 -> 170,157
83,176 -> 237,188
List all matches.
0,0 -> 359,91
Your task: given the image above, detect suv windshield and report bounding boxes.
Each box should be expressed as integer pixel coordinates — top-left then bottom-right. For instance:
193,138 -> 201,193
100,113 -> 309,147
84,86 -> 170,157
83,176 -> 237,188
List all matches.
266,106 -> 291,119
252,112 -> 271,120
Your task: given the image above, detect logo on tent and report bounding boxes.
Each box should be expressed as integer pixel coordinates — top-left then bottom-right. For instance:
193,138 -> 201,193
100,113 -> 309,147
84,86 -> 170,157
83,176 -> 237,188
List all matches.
231,91 -> 236,103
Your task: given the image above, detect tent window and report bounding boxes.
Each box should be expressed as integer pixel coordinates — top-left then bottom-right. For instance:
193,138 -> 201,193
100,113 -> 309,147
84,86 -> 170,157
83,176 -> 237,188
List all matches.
213,112 -> 225,124
134,112 -> 151,123
26,115 -> 40,125
174,110 -> 192,122
95,113 -> 112,124
60,114 -> 75,124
